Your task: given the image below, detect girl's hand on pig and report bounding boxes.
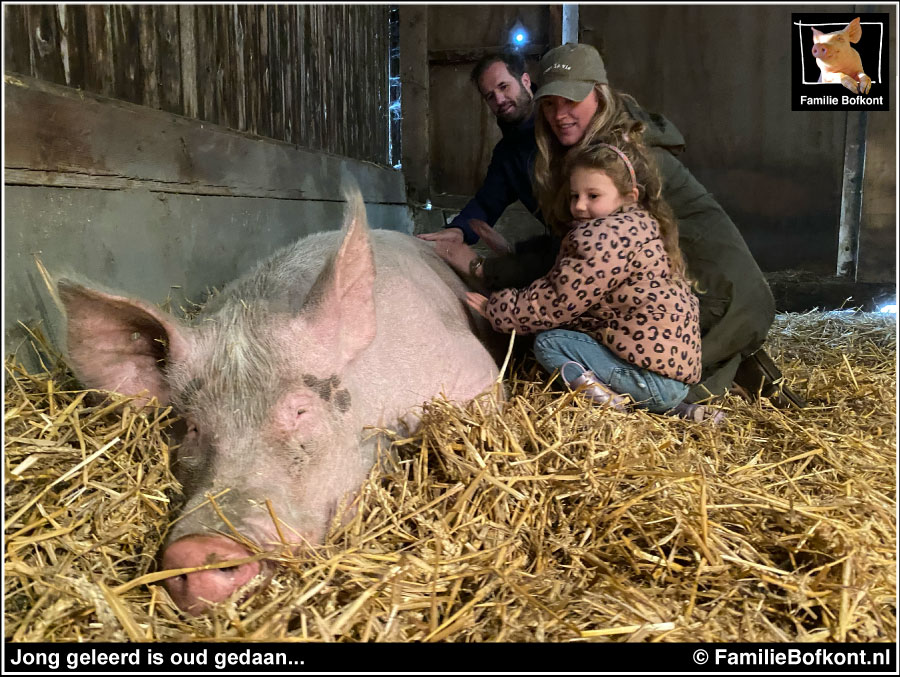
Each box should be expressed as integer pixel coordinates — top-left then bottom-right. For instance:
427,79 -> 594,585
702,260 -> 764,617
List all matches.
465,292 -> 490,319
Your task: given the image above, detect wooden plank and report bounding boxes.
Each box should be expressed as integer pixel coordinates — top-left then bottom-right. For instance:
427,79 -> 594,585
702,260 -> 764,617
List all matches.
334,5 -> 345,156
4,75 -> 406,203
428,45 -> 549,65
138,4 -> 160,109
282,4 -> 297,144
178,5 -> 198,119
325,6 -> 338,153
399,5 -> 431,202
215,4 -> 235,131
295,5 -> 307,148
303,6 -> 318,150
84,5 -> 114,97
110,5 -> 142,105
156,4 -> 182,115
25,4 -> 66,84
548,5 -> 563,46
256,5 -> 272,139
314,5 -> 326,151
353,4 -> 360,158
57,4 -> 89,88
4,5 -> 31,76
195,5 -> 216,124
339,5 -> 348,157
321,6 -> 333,152
232,4 -> 247,132
267,5 -> 284,140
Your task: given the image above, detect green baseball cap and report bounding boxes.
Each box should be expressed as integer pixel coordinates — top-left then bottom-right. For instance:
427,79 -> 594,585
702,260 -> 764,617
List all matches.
534,43 -> 607,102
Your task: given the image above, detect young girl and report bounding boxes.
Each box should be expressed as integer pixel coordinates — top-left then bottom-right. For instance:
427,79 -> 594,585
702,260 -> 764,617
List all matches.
466,136 -> 723,422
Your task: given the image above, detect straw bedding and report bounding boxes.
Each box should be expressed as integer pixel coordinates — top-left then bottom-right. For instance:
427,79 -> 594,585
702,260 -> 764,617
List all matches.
4,310 -> 896,642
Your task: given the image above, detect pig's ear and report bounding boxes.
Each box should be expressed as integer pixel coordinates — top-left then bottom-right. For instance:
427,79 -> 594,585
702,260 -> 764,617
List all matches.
57,279 -> 190,404
811,27 -> 824,41
846,17 -> 862,43
302,189 -> 376,367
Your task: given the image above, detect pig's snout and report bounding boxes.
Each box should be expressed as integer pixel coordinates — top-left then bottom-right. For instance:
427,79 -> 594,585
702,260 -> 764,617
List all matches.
812,44 -> 829,59
160,535 -> 263,615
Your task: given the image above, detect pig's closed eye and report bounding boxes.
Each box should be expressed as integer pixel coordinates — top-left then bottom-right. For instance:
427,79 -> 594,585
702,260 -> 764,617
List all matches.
186,421 -> 199,438
296,409 -> 307,418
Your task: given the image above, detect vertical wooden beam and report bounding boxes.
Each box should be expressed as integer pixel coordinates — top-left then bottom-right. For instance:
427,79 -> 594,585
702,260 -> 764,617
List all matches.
178,5 -> 198,120
156,4 -> 182,115
549,5 -> 562,47
836,111 -> 868,279
399,5 -> 430,203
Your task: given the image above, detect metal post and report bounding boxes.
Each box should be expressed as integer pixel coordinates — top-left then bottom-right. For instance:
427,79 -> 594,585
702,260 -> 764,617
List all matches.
836,111 -> 868,279
562,5 -> 579,44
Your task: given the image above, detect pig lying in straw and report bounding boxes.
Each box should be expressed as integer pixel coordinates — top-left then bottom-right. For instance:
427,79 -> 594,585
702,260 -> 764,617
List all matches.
57,186 -> 500,614
811,17 -> 872,94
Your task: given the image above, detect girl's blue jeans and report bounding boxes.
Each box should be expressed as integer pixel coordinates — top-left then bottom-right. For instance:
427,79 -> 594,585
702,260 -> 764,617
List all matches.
532,329 -> 689,413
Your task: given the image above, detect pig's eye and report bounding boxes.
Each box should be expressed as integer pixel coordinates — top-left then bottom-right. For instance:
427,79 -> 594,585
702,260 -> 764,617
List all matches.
185,421 -> 199,438
296,409 -> 307,419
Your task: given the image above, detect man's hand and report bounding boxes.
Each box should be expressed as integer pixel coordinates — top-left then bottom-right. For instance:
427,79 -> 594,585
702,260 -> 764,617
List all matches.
432,240 -> 479,277
417,227 -> 465,244
465,291 -> 490,319
469,219 -> 513,254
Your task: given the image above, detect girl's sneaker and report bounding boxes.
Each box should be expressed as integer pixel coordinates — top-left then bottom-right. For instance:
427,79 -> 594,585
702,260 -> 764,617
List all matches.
668,401 -> 726,424
559,361 -> 630,411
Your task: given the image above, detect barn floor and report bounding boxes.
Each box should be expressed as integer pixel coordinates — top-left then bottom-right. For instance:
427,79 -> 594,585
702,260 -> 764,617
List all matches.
4,310 -> 896,643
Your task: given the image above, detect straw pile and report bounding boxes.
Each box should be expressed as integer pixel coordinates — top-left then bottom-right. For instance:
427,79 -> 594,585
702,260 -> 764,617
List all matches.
4,310 -> 896,642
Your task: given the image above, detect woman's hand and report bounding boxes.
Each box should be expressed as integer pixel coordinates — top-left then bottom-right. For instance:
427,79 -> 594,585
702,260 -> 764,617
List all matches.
469,219 -> 513,255
417,228 -> 464,244
465,291 -> 490,319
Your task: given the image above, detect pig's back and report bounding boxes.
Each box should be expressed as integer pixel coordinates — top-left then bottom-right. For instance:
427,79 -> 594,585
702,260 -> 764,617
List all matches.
200,229 -> 468,327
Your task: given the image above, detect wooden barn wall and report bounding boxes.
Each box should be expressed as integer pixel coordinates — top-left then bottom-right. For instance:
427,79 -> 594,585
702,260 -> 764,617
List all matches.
3,3 -> 391,164
424,4 -> 896,282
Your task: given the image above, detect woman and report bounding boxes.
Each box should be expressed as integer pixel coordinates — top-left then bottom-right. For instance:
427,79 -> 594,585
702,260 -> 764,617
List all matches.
434,43 -> 802,407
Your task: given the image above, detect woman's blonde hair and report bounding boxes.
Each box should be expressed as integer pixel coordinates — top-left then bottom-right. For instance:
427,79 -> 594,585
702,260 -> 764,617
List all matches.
534,83 -> 690,282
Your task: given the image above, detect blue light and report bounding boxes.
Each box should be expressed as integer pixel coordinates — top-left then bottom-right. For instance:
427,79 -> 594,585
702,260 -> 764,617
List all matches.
510,23 -> 528,46
878,302 -> 896,314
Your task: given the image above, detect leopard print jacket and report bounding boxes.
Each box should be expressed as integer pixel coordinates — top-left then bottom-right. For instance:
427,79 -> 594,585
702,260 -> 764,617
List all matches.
486,203 -> 702,384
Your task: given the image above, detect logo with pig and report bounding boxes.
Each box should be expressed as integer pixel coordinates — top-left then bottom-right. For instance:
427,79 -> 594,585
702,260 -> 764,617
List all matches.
56,185 -> 501,614
792,13 -> 889,111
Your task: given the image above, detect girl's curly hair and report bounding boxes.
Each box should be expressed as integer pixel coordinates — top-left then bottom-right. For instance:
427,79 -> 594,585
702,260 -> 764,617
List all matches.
563,132 -> 689,283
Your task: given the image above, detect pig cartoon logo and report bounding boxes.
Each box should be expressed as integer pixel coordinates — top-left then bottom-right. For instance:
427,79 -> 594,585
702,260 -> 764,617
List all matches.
811,17 -> 871,94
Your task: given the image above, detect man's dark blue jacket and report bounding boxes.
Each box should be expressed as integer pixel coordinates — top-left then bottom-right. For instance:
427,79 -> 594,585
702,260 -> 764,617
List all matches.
447,114 -> 541,244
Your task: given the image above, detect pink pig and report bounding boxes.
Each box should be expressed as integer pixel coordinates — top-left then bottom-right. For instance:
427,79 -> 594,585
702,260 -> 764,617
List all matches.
811,17 -> 872,94
57,186 -> 500,614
